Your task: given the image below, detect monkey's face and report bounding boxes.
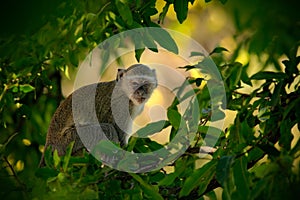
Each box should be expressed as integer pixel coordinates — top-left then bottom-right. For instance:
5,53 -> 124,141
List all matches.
122,76 -> 157,105
131,78 -> 157,104
117,64 -> 157,105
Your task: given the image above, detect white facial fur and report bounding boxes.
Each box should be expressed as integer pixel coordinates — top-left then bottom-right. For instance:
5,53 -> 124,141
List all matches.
121,75 -> 157,105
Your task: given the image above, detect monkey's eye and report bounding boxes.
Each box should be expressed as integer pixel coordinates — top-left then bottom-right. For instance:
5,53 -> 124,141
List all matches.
131,81 -> 139,87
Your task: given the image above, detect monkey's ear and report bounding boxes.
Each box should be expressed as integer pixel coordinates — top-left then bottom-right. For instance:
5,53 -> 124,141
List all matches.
152,69 -> 156,76
117,69 -> 126,81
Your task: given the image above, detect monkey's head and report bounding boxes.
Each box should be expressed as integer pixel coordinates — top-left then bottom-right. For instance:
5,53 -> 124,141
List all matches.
117,64 -> 157,105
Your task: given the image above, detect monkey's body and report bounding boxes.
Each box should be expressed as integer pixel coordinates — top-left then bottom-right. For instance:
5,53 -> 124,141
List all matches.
45,81 -> 120,156
39,64 -> 157,167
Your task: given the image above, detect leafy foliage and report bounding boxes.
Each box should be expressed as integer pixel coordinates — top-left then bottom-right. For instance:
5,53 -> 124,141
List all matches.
1,0 -> 299,199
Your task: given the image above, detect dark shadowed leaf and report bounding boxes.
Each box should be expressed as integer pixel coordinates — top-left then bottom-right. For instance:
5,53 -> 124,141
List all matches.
232,157 -> 250,199
250,71 -> 287,80
174,0 -> 189,24
115,0 -> 133,25
279,119 -> 294,151
179,160 -> 217,197
158,159 -> 188,186
216,155 -> 235,186
35,168 -> 58,180
209,47 -> 229,55
131,173 -> 163,200
204,190 -> 217,200
135,48 -> 145,62
178,65 -> 195,71
219,0 -> 227,4
241,63 -> 252,86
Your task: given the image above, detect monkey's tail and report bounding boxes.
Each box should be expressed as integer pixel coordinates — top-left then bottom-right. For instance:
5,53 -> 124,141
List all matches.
38,142 -> 48,168
38,153 -> 46,168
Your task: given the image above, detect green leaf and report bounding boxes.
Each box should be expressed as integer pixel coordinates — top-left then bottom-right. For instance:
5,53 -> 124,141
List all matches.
143,30 -> 158,52
53,149 -> 61,168
174,0 -> 189,24
250,71 -> 287,80
143,7 -> 158,16
147,140 -> 164,151
209,47 -> 229,55
135,120 -> 169,138
130,173 -> 163,200
283,98 -> 300,120
195,78 -> 203,87
158,1 -> 170,24
179,160 -> 217,197
151,28 -> 178,54
115,0 -> 133,26
290,137 -> 300,156
44,146 -> 53,168
232,157 -> 250,199
132,31 -> 146,62
240,63 -> 252,86
135,47 -> 145,62
179,88 -> 200,102
257,143 -> 280,158
35,168 -> 59,180
167,109 -> 181,130
189,0 -> 195,4
159,158 -> 187,186
198,126 -> 224,146
81,187 -> 99,199
190,51 -> 205,57
68,50 -> 79,67
279,119 -> 294,151
19,84 -> 35,93
11,85 -> 19,93
283,56 -> 300,77
270,81 -> 283,107
219,0 -> 227,4
216,155 -> 235,186
178,65 -> 195,71
228,62 -> 243,89
251,179 -> 268,199
204,190 -> 217,200
188,78 -> 204,87
63,141 -> 74,172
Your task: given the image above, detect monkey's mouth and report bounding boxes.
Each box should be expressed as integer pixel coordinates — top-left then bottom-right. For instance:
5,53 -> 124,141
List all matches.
136,96 -> 146,104
132,92 -> 147,104
132,85 -> 150,104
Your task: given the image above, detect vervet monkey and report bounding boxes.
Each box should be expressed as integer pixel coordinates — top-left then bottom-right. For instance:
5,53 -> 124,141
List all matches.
39,64 -> 157,167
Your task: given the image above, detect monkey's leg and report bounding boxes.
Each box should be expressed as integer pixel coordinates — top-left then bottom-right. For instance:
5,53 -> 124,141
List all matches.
38,125 -> 84,167
77,123 -> 123,148
76,123 -> 128,167
39,123 -> 125,167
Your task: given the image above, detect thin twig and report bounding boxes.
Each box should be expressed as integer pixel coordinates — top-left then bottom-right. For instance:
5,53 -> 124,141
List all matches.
3,156 -> 26,191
